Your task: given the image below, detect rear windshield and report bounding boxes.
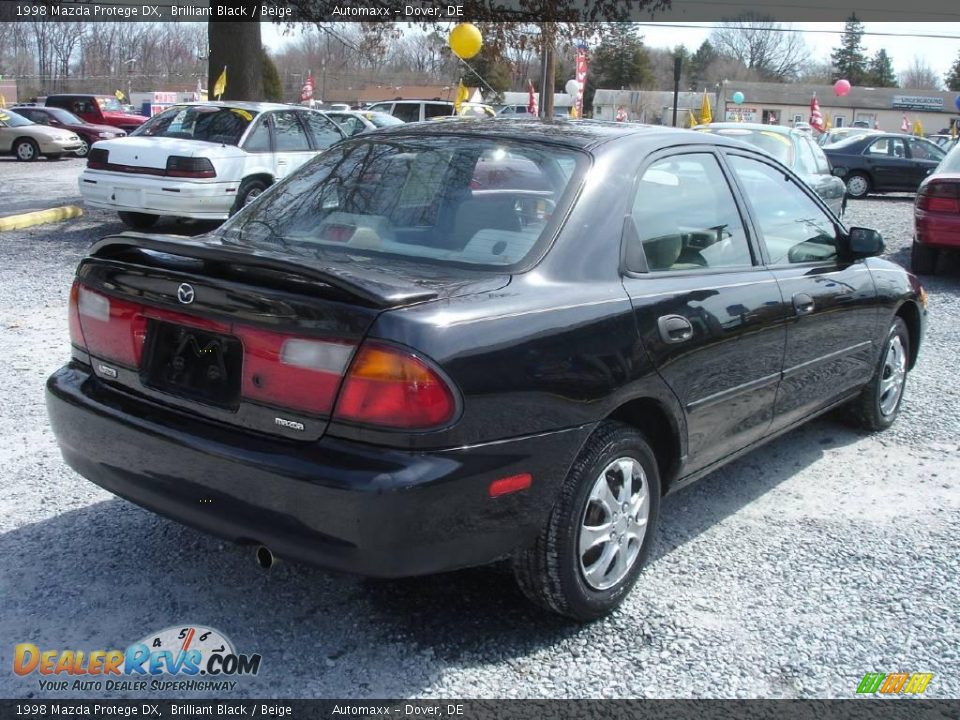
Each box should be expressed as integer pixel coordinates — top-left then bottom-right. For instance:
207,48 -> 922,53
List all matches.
938,144 -> 960,173
97,97 -> 124,112
700,128 -> 793,164
218,135 -> 587,270
131,105 -> 257,145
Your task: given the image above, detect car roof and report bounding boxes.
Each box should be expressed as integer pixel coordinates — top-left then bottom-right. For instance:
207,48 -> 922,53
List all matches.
359,117 -> 743,151
696,122 -> 800,138
155,101 -> 307,112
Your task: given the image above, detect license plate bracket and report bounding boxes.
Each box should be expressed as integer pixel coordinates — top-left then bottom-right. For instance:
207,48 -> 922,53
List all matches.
142,320 -> 242,410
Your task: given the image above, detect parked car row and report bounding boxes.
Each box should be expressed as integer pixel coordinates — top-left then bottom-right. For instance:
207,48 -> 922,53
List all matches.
822,132 -> 946,198
0,107 -> 82,160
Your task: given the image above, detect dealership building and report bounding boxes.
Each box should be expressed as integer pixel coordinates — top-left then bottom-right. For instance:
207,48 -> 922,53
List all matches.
594,81 -> 960,132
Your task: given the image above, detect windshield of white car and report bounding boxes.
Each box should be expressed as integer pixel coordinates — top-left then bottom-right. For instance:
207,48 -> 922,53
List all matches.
131,105 -> 257,145
217,136 -> 588,271
0,109 -> 33,128
698,128 -> 794,165
366,112 -> 404,128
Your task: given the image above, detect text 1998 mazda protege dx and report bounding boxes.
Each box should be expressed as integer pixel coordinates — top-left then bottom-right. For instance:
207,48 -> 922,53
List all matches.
47,120 -> 926,620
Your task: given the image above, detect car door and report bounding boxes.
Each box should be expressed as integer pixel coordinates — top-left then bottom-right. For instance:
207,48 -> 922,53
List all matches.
269,110 -> 316,180
621,150 -> 787,473
905,137 -> 946,188
863,136 -> 912,191
725,152 -> 879,431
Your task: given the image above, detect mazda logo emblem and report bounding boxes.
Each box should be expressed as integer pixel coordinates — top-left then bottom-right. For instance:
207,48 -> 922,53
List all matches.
177,283 -> 195,304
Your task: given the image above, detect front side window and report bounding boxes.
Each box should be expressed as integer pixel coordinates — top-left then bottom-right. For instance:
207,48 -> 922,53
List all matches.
728,155 -> 838,265
217,136 -> 587,270
630,153 -> 753,272
133,105 -> 257,146
907,138 -> 945,162
271,111 -> 311,151
242,116 -> 271,152
302,112 -> 343,149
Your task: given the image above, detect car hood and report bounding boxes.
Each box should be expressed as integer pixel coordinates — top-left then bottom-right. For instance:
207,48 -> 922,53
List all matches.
90,136 -> 244,168
14,124 -> 78,142
74,122 -> 124,135
101,111 -> 146,124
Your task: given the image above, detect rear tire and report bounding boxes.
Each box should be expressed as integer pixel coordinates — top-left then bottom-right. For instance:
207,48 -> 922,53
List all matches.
512,421 -> 661,621
845,172 -> 871,199
231,177 -> 270,215
845,317 -> 910,432
910,241 -> 938,275
118,211 -> 159,230
14,139 -> 39,161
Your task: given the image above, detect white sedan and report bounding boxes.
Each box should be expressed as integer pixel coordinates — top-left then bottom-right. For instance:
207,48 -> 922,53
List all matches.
79,101 -> 346,229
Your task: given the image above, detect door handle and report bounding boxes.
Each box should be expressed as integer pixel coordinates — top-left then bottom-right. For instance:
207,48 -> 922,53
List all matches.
793,292 -> 815,316
657,315 -> 694,344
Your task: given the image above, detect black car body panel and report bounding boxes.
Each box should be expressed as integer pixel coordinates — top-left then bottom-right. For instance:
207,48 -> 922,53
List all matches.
46,120 -> 927,579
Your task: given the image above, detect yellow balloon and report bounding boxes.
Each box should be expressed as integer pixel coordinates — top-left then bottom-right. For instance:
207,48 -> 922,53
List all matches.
449,23 -> 482,60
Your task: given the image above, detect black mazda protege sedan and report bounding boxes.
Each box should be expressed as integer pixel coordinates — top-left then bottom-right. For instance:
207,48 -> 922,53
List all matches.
47,120 -> 926,620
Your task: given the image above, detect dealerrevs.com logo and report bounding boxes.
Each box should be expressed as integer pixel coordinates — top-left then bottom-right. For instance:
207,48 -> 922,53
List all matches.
13,625 -> 261,693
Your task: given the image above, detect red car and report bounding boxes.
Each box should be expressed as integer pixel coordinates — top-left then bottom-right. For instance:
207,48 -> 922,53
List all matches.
912,144 -> 960,275
11,105 -> 126,157
44,94 -> 146,134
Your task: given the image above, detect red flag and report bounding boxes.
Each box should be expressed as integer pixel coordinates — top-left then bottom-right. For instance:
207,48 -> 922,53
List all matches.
809,93 -> 825,132
528,79 -> 538,116
575,46 -> 588,118
300,72 -> 315,102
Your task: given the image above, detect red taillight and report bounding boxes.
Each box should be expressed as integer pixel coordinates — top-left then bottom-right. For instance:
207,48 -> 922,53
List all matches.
333,342 -> 457,429
917,181 -> 960,213
68,281 -> 86,350
86,148 -> 108,170
165,156 -> 216,179
237,327 -> 355,416
75,285 -> 147,367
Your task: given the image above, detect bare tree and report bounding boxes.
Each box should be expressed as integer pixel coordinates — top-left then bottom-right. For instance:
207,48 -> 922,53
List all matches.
709,12 -> 809,81
899,56 -> 940,89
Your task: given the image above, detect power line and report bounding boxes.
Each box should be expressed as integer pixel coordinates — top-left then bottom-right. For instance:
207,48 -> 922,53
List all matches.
633,22 -> 960,41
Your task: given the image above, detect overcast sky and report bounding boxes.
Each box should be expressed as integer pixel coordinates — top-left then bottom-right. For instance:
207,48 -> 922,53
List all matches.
262,21 -> 960,86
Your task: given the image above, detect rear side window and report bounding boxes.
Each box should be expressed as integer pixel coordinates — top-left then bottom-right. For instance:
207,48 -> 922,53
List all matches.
243,117 -> 272,152
424,103 -> 452,119
392,104 -> 421,122
629,154 -> 753,272
809,139 -> 831,174
907,138 -> 943,161
218,136 -> 587,270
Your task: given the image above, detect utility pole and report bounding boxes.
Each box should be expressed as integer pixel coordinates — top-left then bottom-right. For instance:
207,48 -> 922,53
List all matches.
671,55 -> 682,127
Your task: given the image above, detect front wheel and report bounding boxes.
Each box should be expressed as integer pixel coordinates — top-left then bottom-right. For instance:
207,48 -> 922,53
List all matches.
118,211 -> 159,229
231,177 -> 270,215
75,137 -> 91,158
14,139 -> 39,161
845,172 -> 871,199
846,317 -> 910,431
512,421 -> 661,621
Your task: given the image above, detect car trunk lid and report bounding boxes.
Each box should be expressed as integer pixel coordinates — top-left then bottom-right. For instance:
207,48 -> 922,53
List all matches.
71,233 -> 507,441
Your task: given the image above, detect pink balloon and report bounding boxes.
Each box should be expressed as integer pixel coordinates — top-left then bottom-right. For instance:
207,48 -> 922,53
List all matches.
834,79 -> 851,97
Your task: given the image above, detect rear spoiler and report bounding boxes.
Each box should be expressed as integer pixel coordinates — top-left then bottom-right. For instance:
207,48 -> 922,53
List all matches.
88,233 -> 439,308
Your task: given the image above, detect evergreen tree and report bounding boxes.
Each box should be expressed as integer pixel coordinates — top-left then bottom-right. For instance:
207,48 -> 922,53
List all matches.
260,48 -> 283,102
946,50 -> 960,91
583,24 -> 652,113
866,49 -> 897,88
830,14 -> 868,85
688,40 -> 718,91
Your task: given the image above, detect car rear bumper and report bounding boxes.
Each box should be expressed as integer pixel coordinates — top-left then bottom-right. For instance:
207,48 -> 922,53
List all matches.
916,211 -> 960,249
46,363 -> 591,578
78,170 -> 237,219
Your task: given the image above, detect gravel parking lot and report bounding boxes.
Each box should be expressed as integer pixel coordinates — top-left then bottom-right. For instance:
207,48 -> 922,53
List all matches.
1,156 -> 958,699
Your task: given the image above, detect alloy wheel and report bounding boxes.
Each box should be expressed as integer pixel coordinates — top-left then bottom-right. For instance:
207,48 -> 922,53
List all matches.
879,335 -> 906,416
579,457 -> 649,591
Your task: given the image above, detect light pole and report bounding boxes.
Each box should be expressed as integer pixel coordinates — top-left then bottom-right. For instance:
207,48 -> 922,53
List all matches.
123,58 -> 136,104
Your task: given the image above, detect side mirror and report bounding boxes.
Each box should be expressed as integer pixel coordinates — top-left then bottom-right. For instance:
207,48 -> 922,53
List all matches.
847,226 -> 884,258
